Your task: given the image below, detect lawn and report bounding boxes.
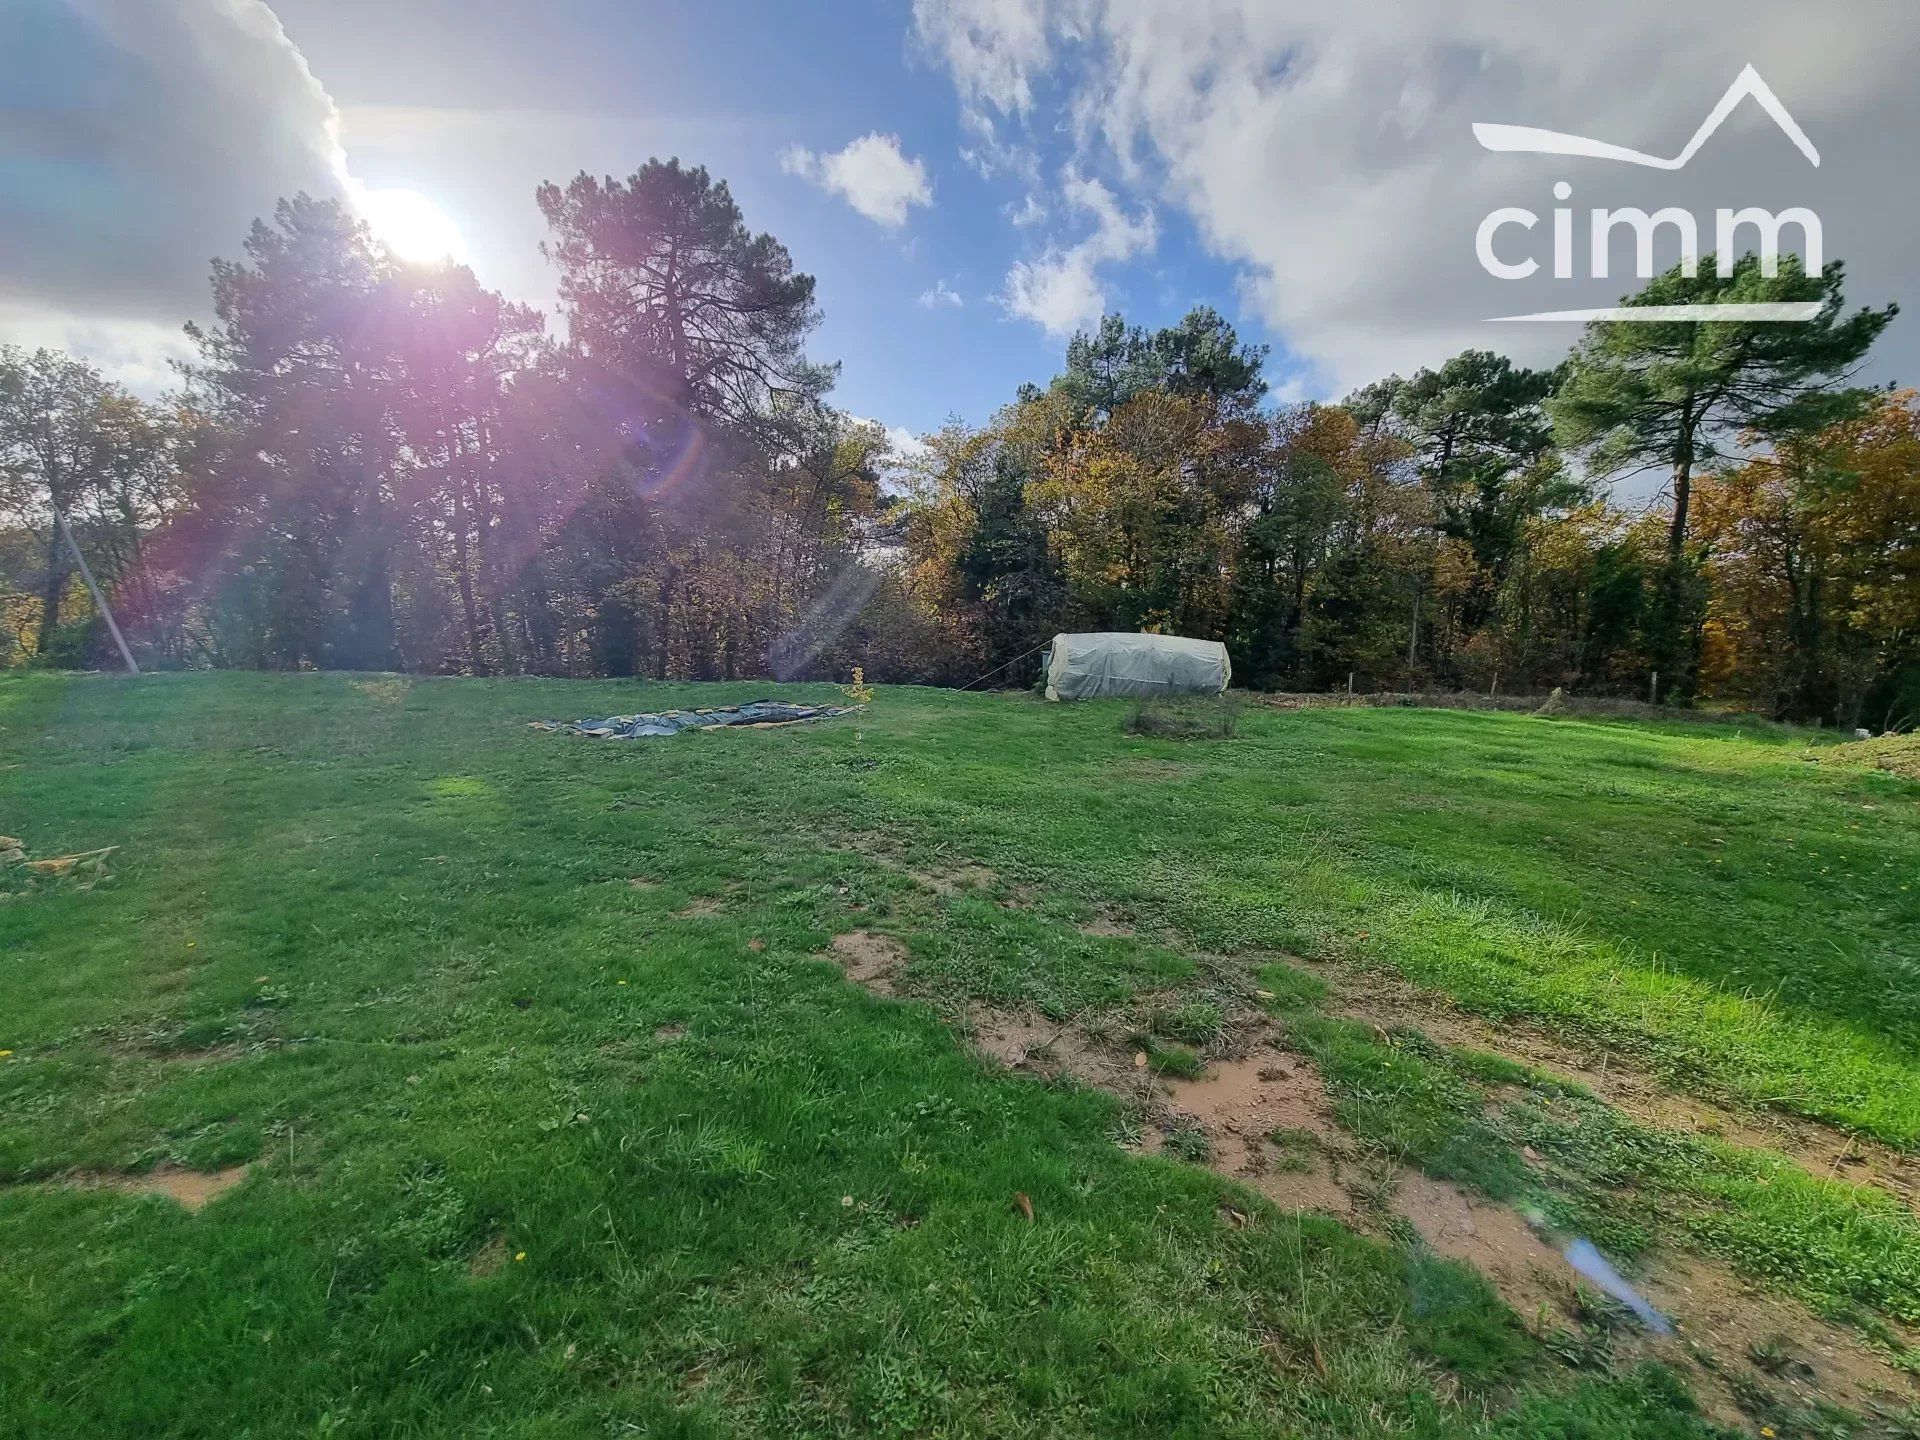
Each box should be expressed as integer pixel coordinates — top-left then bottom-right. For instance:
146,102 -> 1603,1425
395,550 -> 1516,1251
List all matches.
2,671 -> 1917,1438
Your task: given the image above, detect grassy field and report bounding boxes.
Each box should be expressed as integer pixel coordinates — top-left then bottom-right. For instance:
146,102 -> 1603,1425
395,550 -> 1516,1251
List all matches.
2,671 -> 1917,1438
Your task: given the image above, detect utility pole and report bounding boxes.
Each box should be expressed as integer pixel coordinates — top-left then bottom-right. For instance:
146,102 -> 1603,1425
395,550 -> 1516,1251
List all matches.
55,512 -> 138,675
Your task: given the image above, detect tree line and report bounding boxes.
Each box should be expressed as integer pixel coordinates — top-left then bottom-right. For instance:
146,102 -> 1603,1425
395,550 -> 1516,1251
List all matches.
1,157 -> 1913,727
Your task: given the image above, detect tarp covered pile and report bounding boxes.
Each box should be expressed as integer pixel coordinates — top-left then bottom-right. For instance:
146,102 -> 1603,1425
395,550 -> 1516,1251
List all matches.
1043,632 -> 1231,701
534,700 -> 857,739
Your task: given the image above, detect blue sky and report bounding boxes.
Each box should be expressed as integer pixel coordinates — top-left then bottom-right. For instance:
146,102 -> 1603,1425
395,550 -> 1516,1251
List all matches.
265,0 -> 1275,440
6,2 -> 1917,445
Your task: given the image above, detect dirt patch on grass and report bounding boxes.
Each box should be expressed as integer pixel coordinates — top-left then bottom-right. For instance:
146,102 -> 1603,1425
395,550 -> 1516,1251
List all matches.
823,833 -> 1009,901
1394,1171 -> 1575,1324
1645,1253 -> 1919,1422
970,1012 -> 1127,1085
103,1023 -> 254,1065
913,861 -> 999,897
830,930 -> 909,992
467,1231 -> 510,1278
1157,1045 -> 1356,1217
67,1164 -> 250,1211
965,998 -> 1358,1217
1390,1170 -> 1919,1421
1078,914 -> 1136,938
1300,954 -> 1920,1211
673,897 -> 727,919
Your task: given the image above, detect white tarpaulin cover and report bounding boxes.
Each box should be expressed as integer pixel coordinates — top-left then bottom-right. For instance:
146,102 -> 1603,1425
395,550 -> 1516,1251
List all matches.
1043,632 -> 1231,701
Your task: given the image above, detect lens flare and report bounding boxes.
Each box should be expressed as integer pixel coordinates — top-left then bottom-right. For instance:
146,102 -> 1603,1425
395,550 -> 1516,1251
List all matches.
357,187 -> 466,264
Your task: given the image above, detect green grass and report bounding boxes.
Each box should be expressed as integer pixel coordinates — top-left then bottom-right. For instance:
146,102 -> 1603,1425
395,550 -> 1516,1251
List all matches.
3,670 -> 1915,1436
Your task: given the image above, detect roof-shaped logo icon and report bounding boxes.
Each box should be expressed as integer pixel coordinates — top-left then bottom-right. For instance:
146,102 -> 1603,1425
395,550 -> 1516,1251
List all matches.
1473,65 -> 1818,170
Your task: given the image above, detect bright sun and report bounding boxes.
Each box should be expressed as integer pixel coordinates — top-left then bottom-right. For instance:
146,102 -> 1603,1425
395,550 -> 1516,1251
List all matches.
357,187 -> 466,265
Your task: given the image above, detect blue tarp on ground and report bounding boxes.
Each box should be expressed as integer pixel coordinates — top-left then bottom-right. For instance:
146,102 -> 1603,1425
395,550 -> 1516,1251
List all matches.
534,700 -> 857,739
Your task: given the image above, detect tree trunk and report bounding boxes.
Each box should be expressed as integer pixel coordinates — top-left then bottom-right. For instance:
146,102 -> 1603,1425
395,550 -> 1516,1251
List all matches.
1667,414 -> 1696,564
35,527 -> 68,656
448,457 -> 487,676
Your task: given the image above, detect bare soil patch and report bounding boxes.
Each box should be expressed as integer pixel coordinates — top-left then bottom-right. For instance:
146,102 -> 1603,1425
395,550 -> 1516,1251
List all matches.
830,930 -> 909,992
822,833 -> 1009,901
970,1012 -> 1126,1087
673,897 -> 727,919
1157,1045 -> 1355,1217
103,1024 -> 253,1065
1394,1170 -> 1574,1324
912,861 -> 999,897
1390,1168 -> 1918,1421
1645,1253 -> 1919,1421
67,1164 -> 250,1211
467,1231 -> 510,1278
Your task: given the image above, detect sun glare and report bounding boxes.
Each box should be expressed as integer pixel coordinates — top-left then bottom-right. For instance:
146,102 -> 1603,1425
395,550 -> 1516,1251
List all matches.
357,186 -> 466,265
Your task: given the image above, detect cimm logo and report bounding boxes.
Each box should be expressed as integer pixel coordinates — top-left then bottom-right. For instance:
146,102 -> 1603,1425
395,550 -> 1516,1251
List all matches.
1472,66 -> 1823,322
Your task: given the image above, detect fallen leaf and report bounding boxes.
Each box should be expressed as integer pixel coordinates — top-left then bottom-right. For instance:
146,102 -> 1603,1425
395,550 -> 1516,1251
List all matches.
1132,1051 -> 1148,1069
1012,1191 -> 1034,1223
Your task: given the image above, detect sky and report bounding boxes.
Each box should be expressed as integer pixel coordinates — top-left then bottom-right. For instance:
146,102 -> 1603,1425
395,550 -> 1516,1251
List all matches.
6,0 -> 1920,453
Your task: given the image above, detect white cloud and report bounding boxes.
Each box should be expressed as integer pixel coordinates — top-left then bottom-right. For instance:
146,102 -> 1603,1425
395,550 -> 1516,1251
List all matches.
0,0 -> 352,344
0,304 -> 196,398
886,424 -> 931,462
847,415 -> 933,479
1000,168 -> 1156,336
924,0 -> 1920,394
917,278 -> 965,308
1006,193 -> 1047,227
781,132 -> 933,228
912,0 -> 1057,120
957,112 -> 1043,186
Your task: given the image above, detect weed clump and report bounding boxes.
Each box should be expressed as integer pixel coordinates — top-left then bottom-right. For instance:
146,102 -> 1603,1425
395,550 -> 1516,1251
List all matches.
1124,694 -> 1241,740
1151,1000 -> 1224,1047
